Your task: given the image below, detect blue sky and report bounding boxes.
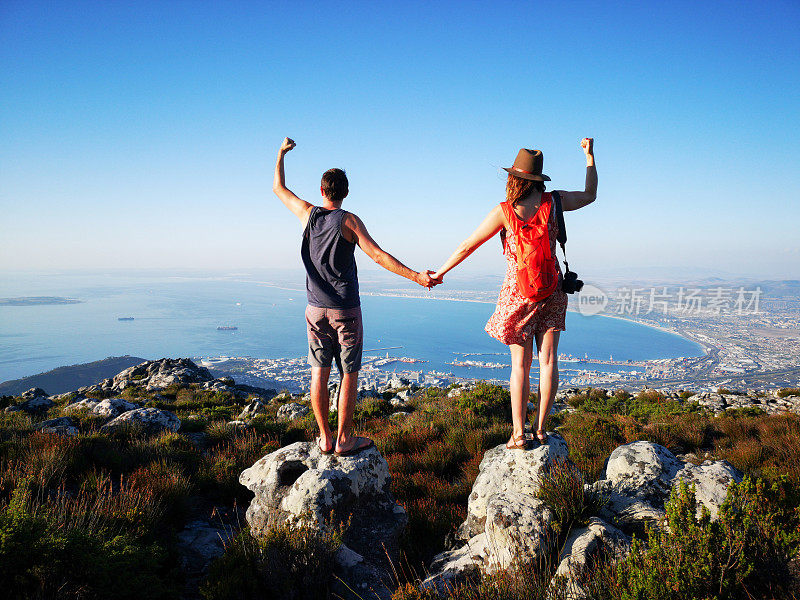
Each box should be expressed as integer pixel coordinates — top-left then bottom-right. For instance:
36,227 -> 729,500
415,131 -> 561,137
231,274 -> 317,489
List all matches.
1,0 -> 798,279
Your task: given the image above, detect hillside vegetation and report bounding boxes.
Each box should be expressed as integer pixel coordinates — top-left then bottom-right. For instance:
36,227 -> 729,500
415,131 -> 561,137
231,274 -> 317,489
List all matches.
1,369 -> 798,599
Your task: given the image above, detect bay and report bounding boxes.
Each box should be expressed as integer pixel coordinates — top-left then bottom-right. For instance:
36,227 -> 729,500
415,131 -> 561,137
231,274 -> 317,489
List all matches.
0,271 -> 703,383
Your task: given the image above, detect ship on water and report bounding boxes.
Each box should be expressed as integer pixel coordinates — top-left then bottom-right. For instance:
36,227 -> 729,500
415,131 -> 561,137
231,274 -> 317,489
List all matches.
217,326 -> 238,330
118,317 -> 135,321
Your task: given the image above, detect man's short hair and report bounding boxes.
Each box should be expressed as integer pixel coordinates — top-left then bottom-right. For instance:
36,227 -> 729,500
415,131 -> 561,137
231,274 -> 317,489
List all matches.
321,168 -> 349,203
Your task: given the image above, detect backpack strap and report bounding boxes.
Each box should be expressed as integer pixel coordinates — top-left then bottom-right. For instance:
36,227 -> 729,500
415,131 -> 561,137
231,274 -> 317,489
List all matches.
550,190 -> 570,271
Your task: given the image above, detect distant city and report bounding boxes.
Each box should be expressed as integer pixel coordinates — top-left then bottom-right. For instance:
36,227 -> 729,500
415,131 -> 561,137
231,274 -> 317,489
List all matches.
200,278 -> 800,394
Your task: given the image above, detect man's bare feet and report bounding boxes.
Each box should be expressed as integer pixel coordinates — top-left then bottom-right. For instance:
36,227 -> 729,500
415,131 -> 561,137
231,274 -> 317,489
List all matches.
335,435 -> 374,457
317,434 -> 334,454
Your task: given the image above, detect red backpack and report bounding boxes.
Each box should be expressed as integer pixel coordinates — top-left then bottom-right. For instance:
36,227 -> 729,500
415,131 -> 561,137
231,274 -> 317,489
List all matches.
501,193 -> 559,301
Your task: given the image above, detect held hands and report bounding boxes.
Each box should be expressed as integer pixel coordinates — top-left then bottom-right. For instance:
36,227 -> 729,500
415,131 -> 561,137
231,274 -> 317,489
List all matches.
416,270 -> 444,289
279,137 -> 296,154
580,137 -> 594,156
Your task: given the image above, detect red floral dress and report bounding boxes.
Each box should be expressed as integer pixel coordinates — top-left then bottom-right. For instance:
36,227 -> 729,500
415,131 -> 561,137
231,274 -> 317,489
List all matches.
485,195 -> 568,345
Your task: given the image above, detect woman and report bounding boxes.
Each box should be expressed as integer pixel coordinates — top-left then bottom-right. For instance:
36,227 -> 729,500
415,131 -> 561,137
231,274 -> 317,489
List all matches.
432,138 -> 597,449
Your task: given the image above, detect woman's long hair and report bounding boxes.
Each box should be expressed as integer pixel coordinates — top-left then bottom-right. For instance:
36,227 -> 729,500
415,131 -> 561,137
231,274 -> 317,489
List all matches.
501,174 -> 547,249
506,174 -> 545,206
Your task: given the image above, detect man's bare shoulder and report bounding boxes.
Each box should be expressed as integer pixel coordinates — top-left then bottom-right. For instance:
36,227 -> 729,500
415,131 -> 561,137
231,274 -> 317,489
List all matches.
341,210 -> 363,243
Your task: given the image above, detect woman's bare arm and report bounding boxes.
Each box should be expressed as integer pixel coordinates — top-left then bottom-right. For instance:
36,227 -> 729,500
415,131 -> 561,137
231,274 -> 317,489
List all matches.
557,138 -> 597,211
433,205 -> 505,281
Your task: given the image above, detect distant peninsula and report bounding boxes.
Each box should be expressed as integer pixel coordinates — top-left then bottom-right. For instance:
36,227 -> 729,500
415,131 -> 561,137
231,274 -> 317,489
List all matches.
0,355 -> 148,396
0,296 -> 83,306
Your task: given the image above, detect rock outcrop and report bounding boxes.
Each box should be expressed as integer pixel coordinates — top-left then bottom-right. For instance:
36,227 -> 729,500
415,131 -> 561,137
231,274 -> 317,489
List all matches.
551,517 -> 630,600
4,387 -> 53,413
99,406 -> 181,434
76,358 -> 276,401
423,433 -> 569,590
689,390 -> 800,415
237,399 -> 268,420
592,441 -> 742,525
276,402 -> 310,421
32,416 -> 79,436
240,441 -> 407,599
79,358 -> 213,394
63,397 -> 139,418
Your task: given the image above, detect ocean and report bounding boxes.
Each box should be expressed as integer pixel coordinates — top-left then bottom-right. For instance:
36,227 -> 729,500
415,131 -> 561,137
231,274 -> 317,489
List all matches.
0,270 -> 703,383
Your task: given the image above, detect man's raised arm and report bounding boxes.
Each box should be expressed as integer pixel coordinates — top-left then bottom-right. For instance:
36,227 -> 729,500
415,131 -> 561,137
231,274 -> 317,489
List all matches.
343,213 -> 437,289
273,137 -> 313,224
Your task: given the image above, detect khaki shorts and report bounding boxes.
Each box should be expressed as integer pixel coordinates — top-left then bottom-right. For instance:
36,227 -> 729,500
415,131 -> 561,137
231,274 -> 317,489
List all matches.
305,305 -> 363,373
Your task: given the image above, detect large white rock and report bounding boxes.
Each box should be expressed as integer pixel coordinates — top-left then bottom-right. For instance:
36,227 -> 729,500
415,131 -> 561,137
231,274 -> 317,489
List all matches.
426,434 -> 568,590
593,441 -> 742,525
422,534 -> 491,594
672,460 -> 742,517
5,388 -> 53,413
93,398 -> 139,418
240,441 -> 395,529
33,416 -> 79,437
484,492 -> 554,569
99,406 -> 181,434
461,433 -> 569,538
240,441 -> 406,600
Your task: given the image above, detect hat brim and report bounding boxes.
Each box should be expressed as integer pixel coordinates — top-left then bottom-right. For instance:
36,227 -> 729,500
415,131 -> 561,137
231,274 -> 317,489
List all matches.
502,167 -> 551,181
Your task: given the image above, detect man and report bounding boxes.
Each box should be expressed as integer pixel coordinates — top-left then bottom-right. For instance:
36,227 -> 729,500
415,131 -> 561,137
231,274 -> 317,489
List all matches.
273,137 -> 437,456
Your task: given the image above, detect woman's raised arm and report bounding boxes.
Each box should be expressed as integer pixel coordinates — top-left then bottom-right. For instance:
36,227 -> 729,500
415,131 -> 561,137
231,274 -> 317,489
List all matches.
432,205 -> 505,282
557,137 -> 597,211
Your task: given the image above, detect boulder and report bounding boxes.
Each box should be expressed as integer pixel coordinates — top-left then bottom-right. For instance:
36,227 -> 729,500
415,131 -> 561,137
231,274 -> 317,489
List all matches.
592,441 -> 742,526
277,402 -> 310,421
424,433 -> 568,589
94,397 -> 139,418
5,387 -> 53,413
64,397 -> 139,419
33,416 -> 79,437
240,441 -> 406,599
484,492 -> 554,569
423,534 -> 490,594
551,517 -> 631,600
99,406 -> 181,434
460,433 -> 569,539
79,358 -> 213,394
672,460 -> 743,518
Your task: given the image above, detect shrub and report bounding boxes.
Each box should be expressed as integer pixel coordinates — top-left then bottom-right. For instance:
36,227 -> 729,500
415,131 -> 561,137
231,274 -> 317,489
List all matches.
200,521 -> 341,600
607,477 -> 800,600
778,388 -> 800,398
457,383 -> 510,419
560,413 -> 623,481
536,459 -> 606,536
356,397 -> 391,420
0,483 -> 179,599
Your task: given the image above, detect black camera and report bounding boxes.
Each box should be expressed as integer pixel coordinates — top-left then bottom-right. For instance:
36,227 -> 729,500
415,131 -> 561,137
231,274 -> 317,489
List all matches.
562,269 -> 584,294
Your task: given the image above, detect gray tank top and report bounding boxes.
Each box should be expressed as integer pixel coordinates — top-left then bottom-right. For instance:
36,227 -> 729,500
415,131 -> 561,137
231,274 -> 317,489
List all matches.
301,206 -> 360,309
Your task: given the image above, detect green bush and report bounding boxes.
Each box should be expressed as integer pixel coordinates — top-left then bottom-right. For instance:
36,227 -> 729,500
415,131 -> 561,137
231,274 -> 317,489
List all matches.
778,387 -> 800,398
457,383 -> 510,419
537,459 -> 606,536
0,484 -> 179,599
200,521 -> 341,600
606,477 -> 800,600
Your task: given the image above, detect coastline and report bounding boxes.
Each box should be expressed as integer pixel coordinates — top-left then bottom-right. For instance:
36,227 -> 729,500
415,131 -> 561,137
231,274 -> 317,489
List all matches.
358,290 -> 708,358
